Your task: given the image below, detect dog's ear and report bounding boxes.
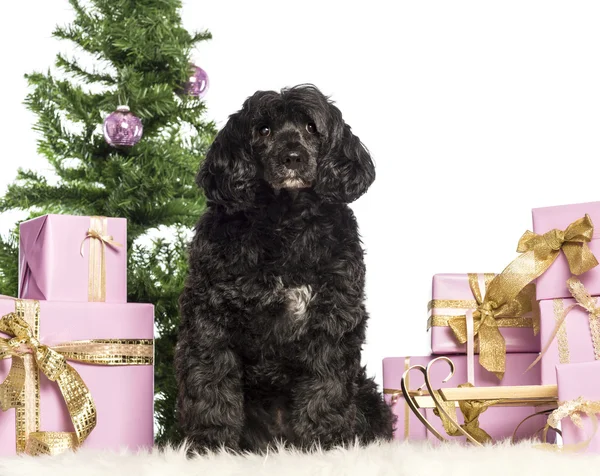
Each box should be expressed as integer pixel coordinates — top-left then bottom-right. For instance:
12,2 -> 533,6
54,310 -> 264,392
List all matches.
314,103 -> 375,204
197,112 -> 259,211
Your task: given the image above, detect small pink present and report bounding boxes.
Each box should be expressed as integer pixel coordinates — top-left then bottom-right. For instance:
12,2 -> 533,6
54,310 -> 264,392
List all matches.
539,277 -> 600,385
428,273 -> 539,356
0,296 -> 154,455
552,361 -> 600,453
19,214 -> 127,303
383,353 -> 546,443
532,202 -> 600,300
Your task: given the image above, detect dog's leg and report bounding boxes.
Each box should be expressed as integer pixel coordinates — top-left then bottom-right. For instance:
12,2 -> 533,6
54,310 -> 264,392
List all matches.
290,340 -> 360,450
175,317 -> 244,454
354,368 -> 395,442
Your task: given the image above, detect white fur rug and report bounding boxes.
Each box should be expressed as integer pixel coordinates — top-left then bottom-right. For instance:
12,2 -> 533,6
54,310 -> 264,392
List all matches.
0,441 -> 598,476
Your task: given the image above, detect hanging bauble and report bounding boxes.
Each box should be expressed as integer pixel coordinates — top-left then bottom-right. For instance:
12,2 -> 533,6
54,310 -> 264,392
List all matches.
103,105 -> 143,147
182,64 -> 209,98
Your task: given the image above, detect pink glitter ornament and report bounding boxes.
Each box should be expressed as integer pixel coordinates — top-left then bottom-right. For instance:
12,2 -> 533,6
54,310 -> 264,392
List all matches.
103,106 -> 143,147
182,65 -> 209,98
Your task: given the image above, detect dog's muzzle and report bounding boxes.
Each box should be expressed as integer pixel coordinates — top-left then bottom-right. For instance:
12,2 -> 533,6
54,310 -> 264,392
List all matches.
280,150 -> 308,171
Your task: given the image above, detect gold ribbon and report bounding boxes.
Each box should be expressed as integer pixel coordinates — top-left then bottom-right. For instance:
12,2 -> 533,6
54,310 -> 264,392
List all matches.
80,217 -> 122,302
488,214 -> 598,312
567,277 -> 600,360
540,397 -> 600,452
437,215 -> 598,378
554,299 -> 571,364
0,299 -> 153,455
433,273 -> 536,378
432,383 -> 499,444
529,277 -> 600,371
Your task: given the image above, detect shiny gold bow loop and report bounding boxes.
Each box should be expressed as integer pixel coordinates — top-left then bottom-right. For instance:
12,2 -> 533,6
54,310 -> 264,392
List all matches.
433,383 -> 500,445
446,281 -> 536,379
539,397 -> 600,452
528,277 -> 600,372
0,311 -> 95,455
80,216 -> 123,302
0,301 -> 153,456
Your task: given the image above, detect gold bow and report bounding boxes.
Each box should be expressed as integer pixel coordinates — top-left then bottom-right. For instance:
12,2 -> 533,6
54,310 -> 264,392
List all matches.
0,299 -> 153,455
529,277 -> 600,371
447,277 -> 536,378
518,215 -> 598,276
492,215 -> 598,303
433,383 -> 499,444
80,216 -> 123,302
540,397 -> 600,452
565,277 -> 600,360
447,215 -> 597,378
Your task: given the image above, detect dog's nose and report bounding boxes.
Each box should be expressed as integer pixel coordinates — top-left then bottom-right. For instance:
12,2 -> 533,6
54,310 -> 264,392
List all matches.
281,150 -> 306,170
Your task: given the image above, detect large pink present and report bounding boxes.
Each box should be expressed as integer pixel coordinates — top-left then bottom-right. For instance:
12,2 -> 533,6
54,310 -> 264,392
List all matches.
0,297 -> 154,455
383,353 -> 546,443
539,277 -> 600,385
533,202 -> 600,300
19,215 -> 127,303
552,361 -> 600,452
428,273 -> 539,355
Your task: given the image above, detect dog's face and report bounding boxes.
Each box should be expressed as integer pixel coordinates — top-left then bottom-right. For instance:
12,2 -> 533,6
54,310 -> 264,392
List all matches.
198,85 -> 375,211
252,106 -> 320,191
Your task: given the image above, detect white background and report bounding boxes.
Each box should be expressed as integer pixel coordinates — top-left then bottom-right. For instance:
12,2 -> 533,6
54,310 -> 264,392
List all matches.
2,1 -> 600,387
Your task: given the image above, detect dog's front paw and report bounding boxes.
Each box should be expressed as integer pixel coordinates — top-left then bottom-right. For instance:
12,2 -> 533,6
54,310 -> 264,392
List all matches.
292,407 -> 358,450
184,428 -> 241,457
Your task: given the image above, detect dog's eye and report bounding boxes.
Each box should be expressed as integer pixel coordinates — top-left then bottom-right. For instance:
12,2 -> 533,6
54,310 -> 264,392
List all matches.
258,125 -> 271,137
306,123 -> 317,134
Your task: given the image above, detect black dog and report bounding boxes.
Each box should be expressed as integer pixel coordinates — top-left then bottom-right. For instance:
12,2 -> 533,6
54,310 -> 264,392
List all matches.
175,85 -> 393,453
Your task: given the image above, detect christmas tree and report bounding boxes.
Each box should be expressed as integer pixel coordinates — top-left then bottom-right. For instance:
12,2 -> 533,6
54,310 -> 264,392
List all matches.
0,0 -> 215,444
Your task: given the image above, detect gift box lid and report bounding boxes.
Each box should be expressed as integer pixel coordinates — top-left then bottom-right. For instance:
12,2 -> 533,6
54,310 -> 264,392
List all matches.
533,201 -> 600,233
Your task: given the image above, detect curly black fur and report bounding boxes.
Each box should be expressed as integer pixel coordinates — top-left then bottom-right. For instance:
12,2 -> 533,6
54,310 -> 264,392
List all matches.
175,84 -> 394,454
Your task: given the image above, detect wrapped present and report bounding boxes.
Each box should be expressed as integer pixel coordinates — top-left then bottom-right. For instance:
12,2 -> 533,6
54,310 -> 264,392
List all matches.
538,277 -> 600,385
383,353 -> 547,443
383,356 -> 428,441
549,361 -> 600,452
19,215 -> 127,303
532,202 -> 600,300
427,271 -> 538,380
428,273 -> 539,356
0,297 -> 154,456
446,213 -> 600,378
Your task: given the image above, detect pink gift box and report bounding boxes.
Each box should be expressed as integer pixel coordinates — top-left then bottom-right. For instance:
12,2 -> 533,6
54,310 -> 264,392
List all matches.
429,274 -> 539,355
533,201 -> 600,300
0,297 -> 154,455
19,214 -> 127,302
383,353 -> 546,443
539,297 -> 597,385
556,361 -> 600,452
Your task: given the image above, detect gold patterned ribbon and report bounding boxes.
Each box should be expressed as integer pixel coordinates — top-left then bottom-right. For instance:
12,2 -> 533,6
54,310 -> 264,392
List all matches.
553,299 -> 571,364
432,383 -> 500,444
0,299 -> 153,455
540,397 -> 600,452
429,273 -> 536,378
80,216 -> 122,302
528,277 -> 600,371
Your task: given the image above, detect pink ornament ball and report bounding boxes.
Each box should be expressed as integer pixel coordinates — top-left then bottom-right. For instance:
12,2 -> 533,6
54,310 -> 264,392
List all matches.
103,106 -> 143,147
183,65 -> 209,98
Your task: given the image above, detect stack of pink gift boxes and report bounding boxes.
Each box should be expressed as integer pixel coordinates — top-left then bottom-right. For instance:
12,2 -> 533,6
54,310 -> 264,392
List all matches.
0,215 -> 154,456
383,200 -> 600,451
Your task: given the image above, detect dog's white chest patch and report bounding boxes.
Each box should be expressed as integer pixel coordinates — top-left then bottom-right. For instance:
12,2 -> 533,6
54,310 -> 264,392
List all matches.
285,285 -> 313,319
